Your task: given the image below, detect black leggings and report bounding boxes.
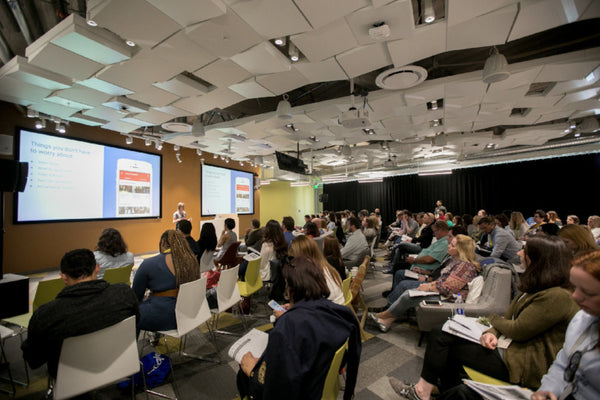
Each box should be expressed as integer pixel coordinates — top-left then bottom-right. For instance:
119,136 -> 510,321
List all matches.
421,329 -> 510,392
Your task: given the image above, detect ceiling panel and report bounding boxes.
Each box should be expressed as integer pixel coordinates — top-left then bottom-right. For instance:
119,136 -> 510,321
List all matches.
83,104 -> 129,121
447,0 -> 518,26
173,87 -> 244,114
153,74 -> 212,97
102,119 -> 141,133
122,108 -> 174,125
290,19 -> 358,63
30,101 -> 80,119
26,43 -> 103,81
368,93 -> 406,120
256,70 -> 310,96
445,79 -> 487,99
293,0 -> 369,29
405,85 -> 445,106
226,0 -> 312,39
0,56 -> 72,90
127,86 -> 180,107
146,0 -> 227,27
152,104 -> 191,118
335,42 -> 392,78
230,42 -> 291,75
193,59 -> 251,88
229,77 -> 274,98
0,76 -> 52,103
149,31 -> 216,72
345,0 -> 415,45
293,58 -> 348,83
534,60 -> 599,82
387,21 -> 446,67
508,0 -> 583,41
77,77 -> 133,96
49,84 -> 112,107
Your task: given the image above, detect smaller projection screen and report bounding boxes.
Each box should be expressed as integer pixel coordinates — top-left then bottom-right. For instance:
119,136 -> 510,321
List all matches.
201,164 -> 254,216
15,128 -> 162,223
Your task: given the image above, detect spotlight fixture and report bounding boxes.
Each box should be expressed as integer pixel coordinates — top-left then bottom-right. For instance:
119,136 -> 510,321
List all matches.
431,100 -> 438,110
196,149 -> 203,156
173,145 -> 180,152
288,42 -> 299,62
274,37 -> 286,46
239,161 -> 244,166
363,128 -> 375,135
125,40 -> 136,47
26,107 -> 39,118
284,123 -> 299,132
569,121 -> 577,130
483,46 -> 510,84
155,140 -> 163,150
86,19 -> 98,26
56,122 -> 66,134
175,152 -> 182,163
276,94 -> 292,119
213,153 -> 218,159
126,136 -> 133,145
431,119 -> 440,127
423,0 -> 435,23
574,132 -> 581,138
225,157 -> 229,163
35,119 -> 46,129
308,136 -> 320,142
144,138 -> 151,146
220,155 -> 225,160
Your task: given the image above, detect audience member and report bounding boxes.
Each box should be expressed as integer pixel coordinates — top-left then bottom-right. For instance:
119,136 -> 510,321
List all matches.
132,230 -> 199,332
335,212 -> 346,244
172,202 -> 187,224
437,209 -> 447,221
478,216 -> 521,264
588,215 -> 600,242
176,219 -> 200,259
445,212 -> 454,227
509,211 -> 530,240
370,234 -> 479,332
197,222 -> 217,273
558,224 -> 600,257
323,235 -> 346,280
540,222 -> 560,236
304,221 -> 320,238
214,218 -> 238,263
327,212 -> 336,232
463,214 -> 476,237
302,214 -> 311,230
477,209 -> 487,217
244,219 -> 264,253
22,249 -> 139,378
547,211 -> 562,227
281,216 -> 296,247
93,228 -> 134,278
452,215 -> 464,228
236,256 -> 361,400
494,213 -> 510,231
527,209 -> 548,236
384,213 -> 435,274
258,220 -> 288,281
289,235 -> 344,304
434,200 -> 447,219
449,225 -> 468,239
566,214 -> 580,225
389,236 -> 579,399
341,216 -> 369,268
363,215 -> 380,245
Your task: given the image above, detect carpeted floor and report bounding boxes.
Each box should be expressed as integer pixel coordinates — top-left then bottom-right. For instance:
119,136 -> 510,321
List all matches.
1,247 -> 429,400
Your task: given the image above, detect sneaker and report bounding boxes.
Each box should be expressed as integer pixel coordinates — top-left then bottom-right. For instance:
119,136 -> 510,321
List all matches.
383,268 -> 394,274
388,378 -> 422,400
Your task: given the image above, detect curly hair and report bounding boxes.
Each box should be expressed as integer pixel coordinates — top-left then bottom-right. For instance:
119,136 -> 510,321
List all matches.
95,228 -> 128,257
263,220 -> 288,260
160,230 -> 199,286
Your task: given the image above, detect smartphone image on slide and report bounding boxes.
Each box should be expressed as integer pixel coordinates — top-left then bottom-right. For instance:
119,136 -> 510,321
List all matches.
116,159 -> 152,217
268,300 -> 286,312
235,176 -> 250,213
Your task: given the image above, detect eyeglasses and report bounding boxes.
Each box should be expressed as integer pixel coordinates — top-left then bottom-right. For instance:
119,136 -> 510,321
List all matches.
564,350 -> 582,383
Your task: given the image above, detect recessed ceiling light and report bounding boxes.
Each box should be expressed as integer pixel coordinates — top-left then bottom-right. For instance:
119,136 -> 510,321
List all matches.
274,37 -> 286,46
87,19 -> 98,27
125,40 -> 136,47
431,100 -> 438,110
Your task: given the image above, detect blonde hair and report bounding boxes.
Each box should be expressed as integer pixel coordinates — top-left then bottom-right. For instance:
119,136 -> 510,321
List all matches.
289,235 -> 342,287
589,215 -> 600,229
454,234 -> 480,272
558,224 -> 600,257
160,230 -> 199,286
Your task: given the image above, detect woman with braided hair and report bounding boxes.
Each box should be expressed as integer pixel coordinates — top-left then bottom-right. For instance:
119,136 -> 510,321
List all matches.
132,229 -> 200,332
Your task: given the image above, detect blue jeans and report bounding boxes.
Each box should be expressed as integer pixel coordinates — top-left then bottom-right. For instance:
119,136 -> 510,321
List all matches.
388,241 -> 422,269
388,270 -> 421,305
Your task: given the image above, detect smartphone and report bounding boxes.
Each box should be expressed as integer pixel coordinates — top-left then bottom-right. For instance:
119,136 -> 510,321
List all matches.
268,300 -> 286,312
422,300 -> 443,306
116,158 -> 152,217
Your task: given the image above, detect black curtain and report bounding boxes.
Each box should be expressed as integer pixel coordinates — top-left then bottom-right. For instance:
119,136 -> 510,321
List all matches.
322,153 -> 600,225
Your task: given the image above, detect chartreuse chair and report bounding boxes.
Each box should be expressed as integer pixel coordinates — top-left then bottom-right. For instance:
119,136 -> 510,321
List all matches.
102,264 -> 133,285
342,275 -> 352,307
237,257 -> 262,298
463,366 -> 510,385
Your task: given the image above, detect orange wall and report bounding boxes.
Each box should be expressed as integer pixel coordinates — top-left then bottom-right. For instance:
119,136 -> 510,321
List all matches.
0,102 -> 259,274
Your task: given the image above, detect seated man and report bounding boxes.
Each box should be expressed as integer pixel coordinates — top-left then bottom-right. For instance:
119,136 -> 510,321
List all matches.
385,221 -> 450,304
341,216 -> 369,267
384,212 -> 435,273
21,249 -> 139,379
215,217 -> 238,264
244,219 -> 264,252
176,219 -> 200,259
478,216 -> 522,264
282,216 -> 296,247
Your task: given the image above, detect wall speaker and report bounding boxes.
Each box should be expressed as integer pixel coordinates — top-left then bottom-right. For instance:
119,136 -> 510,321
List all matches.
0,159 -> 28,192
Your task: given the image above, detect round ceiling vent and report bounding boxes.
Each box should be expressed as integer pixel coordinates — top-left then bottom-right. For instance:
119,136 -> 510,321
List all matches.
375,65 -> 428,90
161,121 -> 192,132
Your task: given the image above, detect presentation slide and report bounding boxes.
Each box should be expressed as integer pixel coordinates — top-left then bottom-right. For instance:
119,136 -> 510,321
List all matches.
201,164 -> 254,215
16,129 -> 161,223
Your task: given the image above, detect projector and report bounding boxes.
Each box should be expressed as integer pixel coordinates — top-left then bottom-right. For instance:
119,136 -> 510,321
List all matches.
339,107 -> 371,129
369,24 -> 391,40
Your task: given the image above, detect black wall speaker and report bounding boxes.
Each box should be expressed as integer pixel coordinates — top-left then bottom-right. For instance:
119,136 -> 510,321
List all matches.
319,193 -> 328,203
0,159 -> 28,192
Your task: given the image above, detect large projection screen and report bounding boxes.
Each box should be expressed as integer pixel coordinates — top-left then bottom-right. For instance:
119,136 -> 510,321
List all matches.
15,128 -> 162,223
201,164 -> 254,216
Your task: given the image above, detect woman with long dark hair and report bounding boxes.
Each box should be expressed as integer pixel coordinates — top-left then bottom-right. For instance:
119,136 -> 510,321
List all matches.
197,222 -> 218,273
259,220 -> 288,281
94,228 -> 134,278
323,235 -> 346,280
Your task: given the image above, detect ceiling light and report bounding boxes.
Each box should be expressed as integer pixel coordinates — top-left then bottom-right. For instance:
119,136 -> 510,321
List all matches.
485,143 -> 496,149
574,132 -> 581,138
276,94 -> 292,119
175,152 -> 182,163
125,136 -> 133,145
569,121 -> 577,130
56,122 -> 66,134
173,145 -> 180,152
260,179 -> 271,185
86,19 -> 97,26
288,42 -> 299,62
144,138 -> 151,146
213,154 -> 218,159
423,0 -> 435,23
483,47 -> 510,84
418,169 -> 452,176
363,128 -> 375,135
196,149 -> 203,156
274,37 -> 286,46
26,107 -> 38,118
308,136 -> 319,142
225,157 -> 229,163
125,40 -> 136,47
284,123 -> 298,132
35,119 -> 46,129
564,128 -> 571,133
155,141 -> 163,150
239,161 -> 244,166
431,100 -> 438,110
220,155 -> 225,160
192,119 -> 205,137
290,181 -> 310,187
358,177 -> 384,183
431,119 -> 440,127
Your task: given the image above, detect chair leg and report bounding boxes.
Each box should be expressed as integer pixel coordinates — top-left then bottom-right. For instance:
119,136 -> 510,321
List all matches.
418,332 -> 426,347
0,340 -> 16,396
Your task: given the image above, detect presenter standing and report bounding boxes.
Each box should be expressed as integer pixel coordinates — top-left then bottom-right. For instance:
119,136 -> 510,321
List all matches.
172,202 -> 188,224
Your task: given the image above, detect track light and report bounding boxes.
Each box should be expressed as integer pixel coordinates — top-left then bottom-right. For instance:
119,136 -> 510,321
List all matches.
431,100 -> 438,110
144,138 -> 151,146
213,153 -> 218,159
239,161 -> 244,166
225,157 -> 229,163
483,47 -> 510,84
155,140 -> 163,150
173,145 -> 180,152
26,107 -> 39,118
423,0 -> 435,23
175,152 -> 182,163
288,42 -> 299,62
126,136 -> 133,145
56,122 -> 66,134
196,149 -> 202,156
276,94 -> 292,119
35,119 -> 46,129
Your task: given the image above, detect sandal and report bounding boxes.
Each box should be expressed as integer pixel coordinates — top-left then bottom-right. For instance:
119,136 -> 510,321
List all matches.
368,312 -> 390,333
388,378 -> 423,400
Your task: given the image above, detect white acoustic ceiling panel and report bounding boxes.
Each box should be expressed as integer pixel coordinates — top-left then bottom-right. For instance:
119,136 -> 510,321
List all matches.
186,9 -> 263,59
96,55 -> 183,93
127,86 -> 180,108
88,0 -> 181,48
102,119 -> 141,133
446,4 -> 518,51
26,43 -> 103,81
44,91 -> 94,110
293,58 -> 348,83
152,104 -> 191,118
387,21 -> 446,68
293,0 -> 369,29
46,84 -> 111,108
103,96 -> 151,114
121,109 -> 174,125
174,88 -> 244,114
256,70 -> 310,96
290,19 -> 358,63
445,80 -> 487,100
66,112 -> 108,126
146,0 -> 227,27
193,59 -> 251,88
345,0 -> 415,45
230,42 -> 291,75
229,77 -> 274,98
404,85 -> 445,107
335,42 -> 392,79
78,77 -> 133,96
30,101 -> 80,119
0,56 -> 72,90
368,93 -> 406,120
0,76 -> 52,104
508,0 -> 585,41
149,31 -> 216,72
83,104 -> 131,121
447,0 -> 519,27
226,0 -> 312,39
534,60 -> 599,82
154,74 -> 212,97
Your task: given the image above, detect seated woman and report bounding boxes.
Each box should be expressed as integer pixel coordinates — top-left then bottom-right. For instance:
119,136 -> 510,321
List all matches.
258,220 -> 288,281
532,250 -> 600,400
289,235 -> 344,304
197,222 -> 217,273
509,211 -> 530,240
304,221 -> 320,238
236,256 -> 361,400
389,236 -> 580,400
323,235 -> 346,280
94,228 -> 134,278
363,215 -> 380,245
371,234 -> 480,332
132,230 -> 200,332
558,223 -> 600,258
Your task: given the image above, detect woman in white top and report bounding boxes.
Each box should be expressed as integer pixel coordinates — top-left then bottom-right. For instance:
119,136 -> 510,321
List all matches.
94,228 -> 134,278
259,220 -> 288,281
289,235 -> 344,305
588,215 -> 600,242
510,211 -> 530,240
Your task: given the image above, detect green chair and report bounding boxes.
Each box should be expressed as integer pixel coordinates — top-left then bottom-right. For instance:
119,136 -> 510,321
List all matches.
342,275 -> 352,307
463,365 -> 510,385
237,257 -> 262,298
321,340 -> 348,400
102,264 -> 133,285
3,277 -> 66,328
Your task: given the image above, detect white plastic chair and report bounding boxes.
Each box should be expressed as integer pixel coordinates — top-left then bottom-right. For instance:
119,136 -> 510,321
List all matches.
207,266 -> 245,339
53,316 -> 141,400
199,250 -> 215,274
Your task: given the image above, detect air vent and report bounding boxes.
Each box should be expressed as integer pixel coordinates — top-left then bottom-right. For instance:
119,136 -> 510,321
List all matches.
510,108 -> 531,117
375,65 -> 427,90
525,82 -> 555,96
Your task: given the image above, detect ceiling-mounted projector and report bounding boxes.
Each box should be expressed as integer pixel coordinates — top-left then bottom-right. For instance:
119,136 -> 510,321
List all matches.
339,107 -> 371,129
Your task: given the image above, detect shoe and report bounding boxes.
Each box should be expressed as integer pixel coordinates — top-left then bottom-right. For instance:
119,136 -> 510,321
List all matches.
383,268 -> 394,274
382,290 -> 391,298
388,378 -> 422,400
368,312 -> 390,333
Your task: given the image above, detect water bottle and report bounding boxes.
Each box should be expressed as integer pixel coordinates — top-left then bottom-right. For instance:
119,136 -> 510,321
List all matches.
454,293 -> 465,316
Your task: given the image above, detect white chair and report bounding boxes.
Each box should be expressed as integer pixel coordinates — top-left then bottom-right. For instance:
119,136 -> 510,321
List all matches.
199,250 -> 215,274
53,316 -> 141,400
207,266 -> 245,339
